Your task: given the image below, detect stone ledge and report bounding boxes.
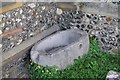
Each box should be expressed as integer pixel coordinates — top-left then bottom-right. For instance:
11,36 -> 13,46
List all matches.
1,25 -> 60,78
82,2 -> 118,18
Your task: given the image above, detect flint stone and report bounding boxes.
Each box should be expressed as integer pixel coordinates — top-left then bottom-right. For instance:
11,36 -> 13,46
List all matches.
30,29 -> 89,69
106,70 -> 120,80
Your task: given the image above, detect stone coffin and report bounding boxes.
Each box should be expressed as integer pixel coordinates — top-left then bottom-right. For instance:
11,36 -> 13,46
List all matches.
30,29 -> 89,69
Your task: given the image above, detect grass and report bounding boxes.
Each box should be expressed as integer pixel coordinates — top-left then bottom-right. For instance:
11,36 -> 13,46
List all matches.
27,36 -> 120,79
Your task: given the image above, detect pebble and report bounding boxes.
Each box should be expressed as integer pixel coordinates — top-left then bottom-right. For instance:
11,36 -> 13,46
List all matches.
1,23 -> 5,27
0,30 -> 2,35
76,24 -> 80,28
106,16 -> 112,22
28,3 -> 36,8
86,14 -> 91,19
29,32 -> 35,37
101,38 -> 106,43
42,6 -> 46,10
56,8 -> 63,15
22,15 -> 26,19
5,74 -> 9,78
109,36 -> 116,42
5,27 -> 10,31
98,31 -> 107,37
9,42 -> 15,48
19,9 -> 23,14
80,24 -> 86,28
102,46 -> 112,51
87,24 -> 93,29
16,18 -> 21,23
90,20 -> 97,25
16,39 -> 23,45
90,30 -> 99,36
0,44 -> 2,48
85,18 -> 90,23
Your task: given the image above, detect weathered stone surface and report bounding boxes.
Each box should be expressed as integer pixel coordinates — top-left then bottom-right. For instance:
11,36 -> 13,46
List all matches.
2,53 -> 29,78
57,3 -> 77,11
30,29 -> 89,69
1,25 -> 60,78
106,70 -> 120,80
82,2 -> 118,18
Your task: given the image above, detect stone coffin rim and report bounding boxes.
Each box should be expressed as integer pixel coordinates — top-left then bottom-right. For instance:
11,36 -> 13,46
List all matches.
31,29 -> 88,57
30,29 -> 89,69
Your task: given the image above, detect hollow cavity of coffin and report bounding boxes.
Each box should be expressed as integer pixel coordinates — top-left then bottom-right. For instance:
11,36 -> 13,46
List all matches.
30,29 -> 89,69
